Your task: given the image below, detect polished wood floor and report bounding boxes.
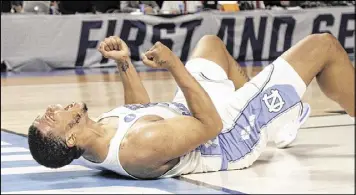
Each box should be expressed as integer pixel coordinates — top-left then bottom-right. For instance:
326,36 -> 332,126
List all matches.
0,66 -> 354,194
0,67 -> 344,135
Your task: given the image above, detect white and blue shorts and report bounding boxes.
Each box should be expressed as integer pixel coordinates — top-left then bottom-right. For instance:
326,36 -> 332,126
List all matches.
173,57 -> 307,170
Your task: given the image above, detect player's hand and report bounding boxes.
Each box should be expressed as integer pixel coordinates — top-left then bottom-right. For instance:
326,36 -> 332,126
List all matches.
144,6 -> 154,14
98,36 -> 130,63
141,42 -> 178,70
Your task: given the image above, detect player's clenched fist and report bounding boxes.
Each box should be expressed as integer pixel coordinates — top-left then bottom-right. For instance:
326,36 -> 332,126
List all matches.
141,42 -> 179,70
98,36 -> 130,63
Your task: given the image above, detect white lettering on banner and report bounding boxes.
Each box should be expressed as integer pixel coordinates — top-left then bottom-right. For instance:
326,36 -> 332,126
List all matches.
0,7 -> 354,71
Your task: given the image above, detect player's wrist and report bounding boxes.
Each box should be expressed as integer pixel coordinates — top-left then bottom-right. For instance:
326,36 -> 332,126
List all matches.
166,55 -> 184,71
116,57 -> 131,72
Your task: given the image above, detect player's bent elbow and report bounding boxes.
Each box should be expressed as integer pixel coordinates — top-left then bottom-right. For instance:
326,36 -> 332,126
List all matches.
205,120 -> 223,136
215,120 -> 223,133
214,115 -> 224,131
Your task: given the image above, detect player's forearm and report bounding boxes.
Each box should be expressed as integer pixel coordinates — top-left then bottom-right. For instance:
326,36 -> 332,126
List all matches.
120,1 -> 138,13
117,59 -> 150,104
168,57 -> 222,131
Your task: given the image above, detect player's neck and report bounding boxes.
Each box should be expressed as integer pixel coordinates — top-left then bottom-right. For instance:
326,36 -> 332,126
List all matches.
81,119 -> 117,163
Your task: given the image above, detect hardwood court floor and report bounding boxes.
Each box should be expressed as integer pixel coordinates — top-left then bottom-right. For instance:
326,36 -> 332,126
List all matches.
0,67 -> 344,135
1,66 -> 354,194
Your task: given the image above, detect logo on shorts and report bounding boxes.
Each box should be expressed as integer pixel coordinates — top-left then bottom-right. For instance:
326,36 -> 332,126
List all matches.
241,126 -> 251,140
263,89 -> 285,113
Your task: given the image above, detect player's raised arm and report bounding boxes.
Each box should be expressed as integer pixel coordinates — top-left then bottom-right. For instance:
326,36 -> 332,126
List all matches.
98,36 -> 150,105
142,41 -> 223,135
121,42 -> 224,179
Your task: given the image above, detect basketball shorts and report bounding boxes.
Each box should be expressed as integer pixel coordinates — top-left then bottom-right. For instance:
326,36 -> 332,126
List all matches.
173,57 -> 307,170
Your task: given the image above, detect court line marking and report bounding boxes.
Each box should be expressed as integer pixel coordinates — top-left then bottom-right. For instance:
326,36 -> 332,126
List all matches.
1,147 -> 29,153
1,128 -> 27,137
1,141 -> 11,146
301,123 -> 354,130
1,159 -> 45,168
1,114 -> 352,195
1,131 -> 235,194
175,115 -> 353,194
176,122 -> 354,194
2,114 -> 352,139
1,165 -> 92,175
176,176 -> 244,194
4,186 -> 173,194
1,154 -> 34,162
3,56 -> 353,79
300,114 -> 354,129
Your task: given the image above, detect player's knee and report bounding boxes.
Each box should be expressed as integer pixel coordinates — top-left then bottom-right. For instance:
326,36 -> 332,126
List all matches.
306,33 -> 338,50
319,33 -> 338,46
199,35 -> 223,45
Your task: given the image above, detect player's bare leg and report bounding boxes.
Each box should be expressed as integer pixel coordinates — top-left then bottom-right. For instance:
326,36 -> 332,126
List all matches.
188,35 -> 312,149
281,33 -> 355,116
189,35 -> 249,90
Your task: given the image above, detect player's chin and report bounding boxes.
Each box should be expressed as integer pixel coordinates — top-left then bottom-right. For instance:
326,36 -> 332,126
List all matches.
80,102 -> 88,113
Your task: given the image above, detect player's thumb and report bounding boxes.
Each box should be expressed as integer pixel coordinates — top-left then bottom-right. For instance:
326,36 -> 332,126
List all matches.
141,53 -> 157,68
98,46 -> 111,58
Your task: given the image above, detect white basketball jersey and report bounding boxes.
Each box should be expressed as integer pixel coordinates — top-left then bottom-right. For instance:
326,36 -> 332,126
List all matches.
79,102 -> 223,179
79,58 -> 307,179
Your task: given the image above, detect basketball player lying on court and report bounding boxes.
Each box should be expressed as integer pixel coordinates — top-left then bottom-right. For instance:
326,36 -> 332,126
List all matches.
28,34 -> 355,179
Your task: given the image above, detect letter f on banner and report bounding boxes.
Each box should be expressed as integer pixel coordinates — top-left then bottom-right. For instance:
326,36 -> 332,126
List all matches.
75,21 -> 103,67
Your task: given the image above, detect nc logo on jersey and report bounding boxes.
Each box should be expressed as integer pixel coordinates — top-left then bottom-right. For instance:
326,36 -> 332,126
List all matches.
262,89 -> 285,113
124,114 -> 136,123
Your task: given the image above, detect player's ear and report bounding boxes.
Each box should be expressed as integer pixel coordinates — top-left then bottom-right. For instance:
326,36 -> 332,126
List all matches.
65,133 -> 77,148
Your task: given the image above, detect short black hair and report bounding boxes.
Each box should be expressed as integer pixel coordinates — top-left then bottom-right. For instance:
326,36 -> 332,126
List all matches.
28,125 -> 84,168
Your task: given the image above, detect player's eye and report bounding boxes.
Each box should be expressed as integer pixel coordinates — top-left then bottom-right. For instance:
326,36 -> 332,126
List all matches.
64,103 -> 74,110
